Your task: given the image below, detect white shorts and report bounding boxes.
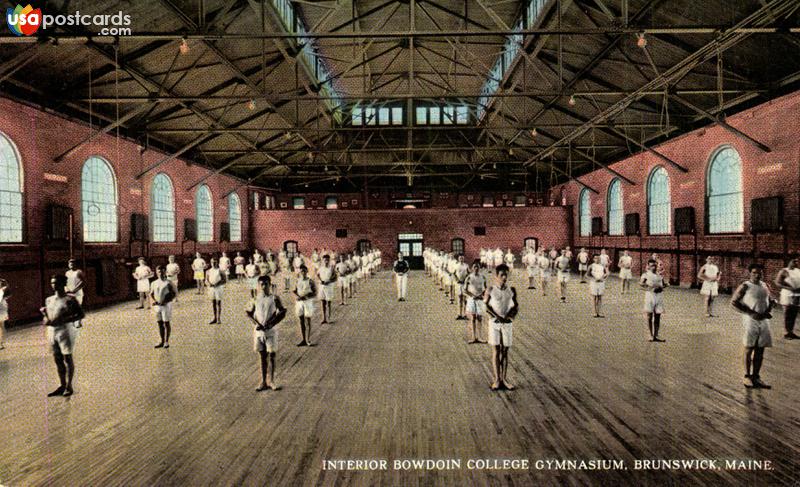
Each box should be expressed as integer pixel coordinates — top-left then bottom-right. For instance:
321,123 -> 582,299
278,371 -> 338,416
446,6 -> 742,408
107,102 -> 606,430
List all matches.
442,274 -> 451,286
295,299 -> 315,317
194,271 -> 204,280
557,271 -> 570,283
742,316 -> 772,348
455,283 -> 465,296
338,276 -> 347,287
619,269 -> 632,280
319,283 -> 335,301
578,263 -> 588,271
700,281 -> 719,296
248,277 -> 259,290
644,291 -> 664,314
253,327 -> 277,353
137,279 -> 150,293
779,289 -> 800,306
46,324 -> 78,355
527,266 -> 538,278
236,265 -> 245,275
540,269 -> 551,279
466,297 -> 486,315
208,285 -> 224,300
590,281 -> 605,296
153,303 -> 173,322
488,319 -> 513,347
167,277 -> 179,289
69,290 -> 84,305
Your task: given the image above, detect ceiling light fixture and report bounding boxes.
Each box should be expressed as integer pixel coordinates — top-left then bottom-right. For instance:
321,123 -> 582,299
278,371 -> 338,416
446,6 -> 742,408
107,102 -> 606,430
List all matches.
247,99 -> 256,111
179,38 -> 189,55
636,33 -> 647,48
530,128 -> 537,137
568,95 -> 576,106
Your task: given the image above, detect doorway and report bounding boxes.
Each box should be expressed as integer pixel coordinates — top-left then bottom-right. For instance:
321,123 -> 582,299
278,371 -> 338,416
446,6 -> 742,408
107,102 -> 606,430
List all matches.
397,232 -> 424,270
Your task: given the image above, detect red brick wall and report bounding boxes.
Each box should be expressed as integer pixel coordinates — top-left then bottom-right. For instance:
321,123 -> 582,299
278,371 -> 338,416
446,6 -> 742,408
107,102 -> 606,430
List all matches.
554,90 -> 800,289
0,97 -> 250,324
251,206 -> 571,264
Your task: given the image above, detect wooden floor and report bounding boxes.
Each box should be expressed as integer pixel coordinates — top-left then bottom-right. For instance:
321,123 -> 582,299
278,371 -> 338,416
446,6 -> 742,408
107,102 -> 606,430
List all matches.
2,269 -> 800,486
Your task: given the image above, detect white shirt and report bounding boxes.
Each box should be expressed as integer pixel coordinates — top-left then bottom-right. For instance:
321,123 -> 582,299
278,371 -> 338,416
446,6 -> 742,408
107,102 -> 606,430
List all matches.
619,255 -> 632,269
487,285 -> 514,318
577,252 -> 589,264
318,265 -> 334,284
134,265 -> 152,281
466,273 -> 487,296
703,264 -> 719,280
742,281 -> 770,315
65,269 -> 83,293
640,270 -> 664,290
589,263 -> 606,280
166,263 -> 180,278
44,294 -> 77,327
245,264 -> 258,278
150,279 -> 173,305
556,256 -> 570,272
295,278 -> 313,298
192,258 -> 206,271
207,268 -> 223,286
219,256 -> 231,271
251,294 -> 278,327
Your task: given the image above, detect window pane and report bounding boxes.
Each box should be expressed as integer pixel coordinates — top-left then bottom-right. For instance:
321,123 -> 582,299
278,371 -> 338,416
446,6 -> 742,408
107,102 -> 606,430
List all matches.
229,193 -> 242,242
647,167 -> 670,235
0,133 -> 23,242
378,107 -> 390,125
579,189 -> 591,236
416,106 -> 427,124
391,107 -> 403,125
196,185 -> 214,242
707,147 -> 743,233
429,107 -> 441,124
325,196 -> 338,209
292,197 -> 305,209
151,173 -> 175,242
456,105 -> 469,124
352,107 -> 363,125
607,179 -> 623,236
443,106 -> 454,124
82,156 -> 118,242
365,107 -> 376,125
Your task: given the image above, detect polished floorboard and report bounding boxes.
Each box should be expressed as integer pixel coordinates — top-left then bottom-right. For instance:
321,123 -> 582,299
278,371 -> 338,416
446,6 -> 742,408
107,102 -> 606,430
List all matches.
1,269 -> 799,486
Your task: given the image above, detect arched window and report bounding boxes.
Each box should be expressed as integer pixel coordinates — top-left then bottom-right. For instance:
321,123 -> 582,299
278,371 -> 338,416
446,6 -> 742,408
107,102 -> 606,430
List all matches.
707,146 -> 743,233
228,193 -> 242,242
647,166 -> 671,235
284,240 -> 298,259
196,184 -> 213,242
523,237 -> 538,251
451,237 -> 465,255
607,179 -> 623,236
0,132 -> 23,242
81,156 -> 118,242
579,188 -> 591,236
150,173 -> 175,242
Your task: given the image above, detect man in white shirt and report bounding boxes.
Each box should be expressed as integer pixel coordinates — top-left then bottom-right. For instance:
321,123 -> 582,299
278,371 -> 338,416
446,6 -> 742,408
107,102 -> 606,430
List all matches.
150,266 -> 177,349
192,252 -> 207,294
293,265 -> 317,346
246,257 -> 259,298
42,275 -> 85,397
206,258 -> 226,324
537,250 -> 551,296
698,256 -> 721,317
464,260 -> 487,344
576,247 -> 589,283
555,249 -> 571,302
65,259 -> 86,327
732,263 -> 775,389
640,259 -> 667,342
588,255 -> 609,318
317,254 -> 337,325
166,255 -> 180,303
0,278 -> 10,350
485,264 -> 518,391
132,257 -> 153,310
775,256 -> 800,340
618,250 -> 633,294
336,256 -> 349,306
219,252 -> 231,280
454,255 -> 470,320
247,275 -> 287,391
